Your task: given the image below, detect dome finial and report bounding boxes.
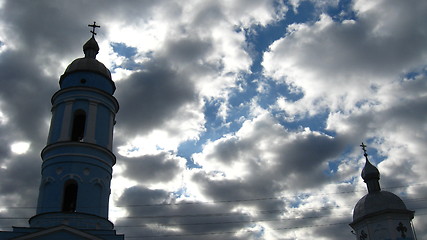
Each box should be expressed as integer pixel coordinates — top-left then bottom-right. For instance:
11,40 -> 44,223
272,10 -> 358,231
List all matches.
360,142 -> 369,161
88,21 -> 100,38
360,142 -> 381,193
83,22 -> 101,59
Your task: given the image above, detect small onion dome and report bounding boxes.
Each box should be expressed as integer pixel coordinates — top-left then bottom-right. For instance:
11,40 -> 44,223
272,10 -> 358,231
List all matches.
361,159 -> 380,181
62,36 -> 111,80
361,159 -> 381,193
352,191 -> 413,224
83,36 -> 99,59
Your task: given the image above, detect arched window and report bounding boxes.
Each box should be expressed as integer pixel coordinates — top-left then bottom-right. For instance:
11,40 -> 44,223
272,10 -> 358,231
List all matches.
62,180 -> 78,212
71,110 -> 86,141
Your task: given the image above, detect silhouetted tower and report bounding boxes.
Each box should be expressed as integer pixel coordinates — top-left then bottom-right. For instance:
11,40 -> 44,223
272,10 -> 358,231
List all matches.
0,23 -> 124,239
350,143 -> 416,240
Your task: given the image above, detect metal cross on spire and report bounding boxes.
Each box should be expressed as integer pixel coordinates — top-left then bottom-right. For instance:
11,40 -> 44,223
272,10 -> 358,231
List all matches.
360,142 -> 369,161
88,21 -> 100,37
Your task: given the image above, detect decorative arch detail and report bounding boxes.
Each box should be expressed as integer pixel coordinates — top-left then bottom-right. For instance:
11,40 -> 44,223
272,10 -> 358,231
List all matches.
61,174 -> 83,183
90,178 -> 105,187
42,176 -> 56,184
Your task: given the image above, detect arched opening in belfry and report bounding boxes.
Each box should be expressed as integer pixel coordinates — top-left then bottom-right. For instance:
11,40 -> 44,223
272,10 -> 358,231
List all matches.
71,110 -> 86,141
62,179 -> 78,212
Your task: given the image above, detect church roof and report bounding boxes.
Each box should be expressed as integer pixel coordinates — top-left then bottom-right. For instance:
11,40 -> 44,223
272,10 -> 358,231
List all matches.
64,57 -> 111,80
352,190 -> 412,223
10,225 -> 104,240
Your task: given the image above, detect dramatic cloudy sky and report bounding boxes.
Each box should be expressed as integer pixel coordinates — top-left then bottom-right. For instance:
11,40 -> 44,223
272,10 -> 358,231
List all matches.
0,0 -> 426,239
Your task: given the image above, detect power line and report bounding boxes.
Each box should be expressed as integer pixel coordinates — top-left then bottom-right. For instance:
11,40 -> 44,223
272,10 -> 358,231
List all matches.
1,182 -> 426,210
116,213 -> 353,228
0,196 -> 425,222
0,197 -> 425,219
1,211 -> 426,238
124,222 -> 351,239
1,206 -> 426,223
123,214 -> 427,239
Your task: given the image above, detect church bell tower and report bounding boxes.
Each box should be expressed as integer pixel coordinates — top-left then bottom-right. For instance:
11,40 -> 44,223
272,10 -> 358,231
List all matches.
27,23 -> 123,237
30,22 -> 119,229
0,23 -> 123,239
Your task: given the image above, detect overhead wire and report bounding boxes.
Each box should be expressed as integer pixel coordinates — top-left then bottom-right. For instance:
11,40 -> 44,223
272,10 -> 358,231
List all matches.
1,182 -> 426,210
0,183 -> 425,237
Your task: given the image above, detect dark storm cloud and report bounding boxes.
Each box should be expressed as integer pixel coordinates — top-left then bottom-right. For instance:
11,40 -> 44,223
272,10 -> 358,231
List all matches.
281,134 -> 336,173
192,170 -> 280,202
0,51 -> 54,142
114,33 -> 216,140
164,38 -> 214,64
0,0 -> 165,59
0,153 -> 40,199
121,152 -> 185,184
115,185 -> 254,240
195,114 -> 346,189
0,152 -> 41,231
1,1 -> 94,57
116,58 -> 197,136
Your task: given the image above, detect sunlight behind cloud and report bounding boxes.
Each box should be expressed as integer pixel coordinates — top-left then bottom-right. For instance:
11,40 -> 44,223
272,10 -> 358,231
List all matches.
0,110 -> 7,125
10,141 -> 30,155
118,130 -> 182,157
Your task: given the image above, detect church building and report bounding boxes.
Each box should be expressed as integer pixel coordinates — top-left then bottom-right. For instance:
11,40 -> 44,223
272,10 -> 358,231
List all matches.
350,143 -> 416,240
0,23 -> 124,240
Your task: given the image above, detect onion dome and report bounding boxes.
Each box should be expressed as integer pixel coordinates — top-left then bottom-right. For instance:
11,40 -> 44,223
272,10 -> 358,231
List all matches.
362,158 -> 381,193
359,142 -> 381,193
61,37 -> 111,80
83,36 -> 100,59
361,158 -> 380,181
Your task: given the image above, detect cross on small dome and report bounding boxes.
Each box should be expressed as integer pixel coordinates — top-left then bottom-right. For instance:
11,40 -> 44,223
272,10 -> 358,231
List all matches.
83,22 -> 101,59
88,21 -> 100,38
